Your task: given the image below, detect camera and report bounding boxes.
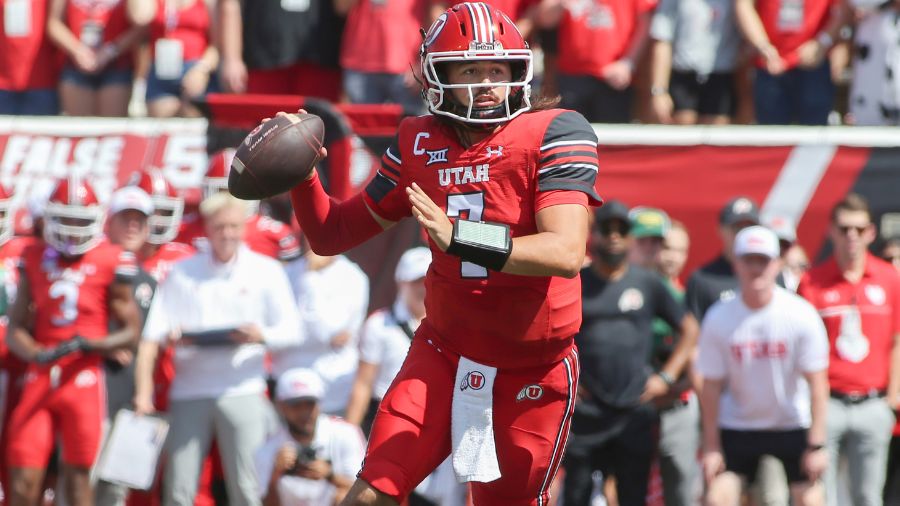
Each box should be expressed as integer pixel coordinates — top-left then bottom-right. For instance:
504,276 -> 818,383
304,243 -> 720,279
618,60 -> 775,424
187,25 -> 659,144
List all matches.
286,444 -> 318,474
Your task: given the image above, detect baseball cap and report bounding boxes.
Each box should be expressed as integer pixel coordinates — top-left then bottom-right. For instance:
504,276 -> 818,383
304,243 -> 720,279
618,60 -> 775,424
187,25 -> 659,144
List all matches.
109,186 -> 154,216
719,197 -> 760,226
629,207 -> 671,238
395,247 -> 432,282
593,200 -> 630,224
764,215 -> 797,243
734,226 -> 780,259
276,368 -> 324,402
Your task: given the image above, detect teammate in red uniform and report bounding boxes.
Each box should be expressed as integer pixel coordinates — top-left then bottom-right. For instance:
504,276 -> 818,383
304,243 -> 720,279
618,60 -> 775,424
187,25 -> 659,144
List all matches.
130,169 -> 196,281
0,184 -> 32,496
280,3 -> 600,504
5,175 -> 141,506
177,148 -> 301,261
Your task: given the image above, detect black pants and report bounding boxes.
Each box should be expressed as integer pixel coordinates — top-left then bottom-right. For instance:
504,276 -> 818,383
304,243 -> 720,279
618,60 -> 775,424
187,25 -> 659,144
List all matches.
557,74 -> 633,124
885,434 -> 900,503
563,401 -> 658,506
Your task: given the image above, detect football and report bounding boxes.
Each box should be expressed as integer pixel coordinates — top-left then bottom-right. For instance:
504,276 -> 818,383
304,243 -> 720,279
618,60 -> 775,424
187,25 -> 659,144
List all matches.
228,113 -> 325,200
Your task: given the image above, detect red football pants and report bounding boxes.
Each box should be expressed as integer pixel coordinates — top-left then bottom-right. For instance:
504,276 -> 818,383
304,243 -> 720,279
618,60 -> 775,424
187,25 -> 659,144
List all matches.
360,338 -> 578,505
7,363 -> 105,468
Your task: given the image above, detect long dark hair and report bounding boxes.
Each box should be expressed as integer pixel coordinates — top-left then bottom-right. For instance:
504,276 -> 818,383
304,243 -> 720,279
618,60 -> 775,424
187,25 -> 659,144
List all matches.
527,91 -> 561,112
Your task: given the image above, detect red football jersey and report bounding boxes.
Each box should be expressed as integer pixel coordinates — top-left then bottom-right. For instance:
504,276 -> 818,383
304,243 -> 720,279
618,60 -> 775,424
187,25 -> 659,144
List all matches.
0,237 -> 31,362
180,214 -> 300,262
175,209 -> 203,246
244,215 -> 301,262
798,254 -> 900,394
363,109 -> 601,368
21,241 -> 138,348
556,0 -> 657,77
142,242 -> 195,283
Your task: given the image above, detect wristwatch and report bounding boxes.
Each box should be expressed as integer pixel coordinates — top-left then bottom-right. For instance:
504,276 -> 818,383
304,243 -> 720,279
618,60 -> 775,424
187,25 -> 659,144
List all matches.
658,371 -> 676,386
650,86 -> 668,97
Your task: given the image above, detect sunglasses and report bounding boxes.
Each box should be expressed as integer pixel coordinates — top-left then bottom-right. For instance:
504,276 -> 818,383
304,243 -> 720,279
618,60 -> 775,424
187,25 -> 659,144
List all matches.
599,221 -> 630,236
883,255 -> 900,263
836,224 -> 869,235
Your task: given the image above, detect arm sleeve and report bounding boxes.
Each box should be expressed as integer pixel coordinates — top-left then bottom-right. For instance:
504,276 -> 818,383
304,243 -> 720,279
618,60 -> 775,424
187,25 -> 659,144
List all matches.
649,0 -> 676,41
260,261 -> 302,349
696,312 -> 727,380
289,172 -> 384,257
362,135 -> 414,222
536,111 -> 603,205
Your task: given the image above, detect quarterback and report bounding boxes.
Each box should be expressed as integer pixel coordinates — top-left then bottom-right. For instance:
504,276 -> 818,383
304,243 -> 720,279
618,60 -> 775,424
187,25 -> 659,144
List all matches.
283,3 -> 601,505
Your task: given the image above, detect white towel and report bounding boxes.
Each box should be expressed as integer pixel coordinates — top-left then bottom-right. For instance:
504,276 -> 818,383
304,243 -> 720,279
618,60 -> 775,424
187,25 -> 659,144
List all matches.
451,357 -> 501,483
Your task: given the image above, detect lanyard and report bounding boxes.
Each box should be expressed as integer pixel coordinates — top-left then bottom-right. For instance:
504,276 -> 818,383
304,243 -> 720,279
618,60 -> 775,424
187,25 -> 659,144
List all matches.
163,0 -> 179,34
388,307 -> 415,341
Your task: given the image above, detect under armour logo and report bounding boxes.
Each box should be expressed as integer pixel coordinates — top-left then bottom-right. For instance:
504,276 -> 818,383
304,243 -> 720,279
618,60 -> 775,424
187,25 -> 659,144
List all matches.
486,146 -> 503,157
426,148 -> 449,166
460,371 -> 486,391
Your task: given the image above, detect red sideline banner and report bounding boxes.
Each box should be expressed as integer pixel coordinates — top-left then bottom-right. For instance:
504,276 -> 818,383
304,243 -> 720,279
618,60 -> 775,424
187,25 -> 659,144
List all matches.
0,117 -> 208,207
592,125 -> 900,277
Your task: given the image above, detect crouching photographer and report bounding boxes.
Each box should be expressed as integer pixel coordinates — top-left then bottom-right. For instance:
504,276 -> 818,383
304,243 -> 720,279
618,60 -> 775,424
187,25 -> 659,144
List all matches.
256,368 -> 366,505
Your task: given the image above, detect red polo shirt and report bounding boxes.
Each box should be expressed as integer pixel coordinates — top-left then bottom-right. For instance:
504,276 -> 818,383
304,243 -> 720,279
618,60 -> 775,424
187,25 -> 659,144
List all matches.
798,254 -> 900,394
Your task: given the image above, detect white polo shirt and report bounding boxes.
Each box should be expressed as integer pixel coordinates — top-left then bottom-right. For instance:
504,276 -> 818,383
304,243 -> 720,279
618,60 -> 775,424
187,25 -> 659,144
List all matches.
143,246 -> 300,401
697,287 -> 829,430
273,255 -> 369,414
254,415 -> 366,506
358,300 -> 418,400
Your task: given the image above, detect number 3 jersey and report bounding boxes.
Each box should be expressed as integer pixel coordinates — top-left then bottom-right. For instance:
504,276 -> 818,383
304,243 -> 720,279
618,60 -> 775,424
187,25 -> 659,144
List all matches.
363,109 -> 602,369
20,241 -> 138,351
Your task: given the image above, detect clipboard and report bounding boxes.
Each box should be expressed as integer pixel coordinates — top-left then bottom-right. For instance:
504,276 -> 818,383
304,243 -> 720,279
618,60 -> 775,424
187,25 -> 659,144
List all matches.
180,328 -> 237,346
95,409 -> 169,490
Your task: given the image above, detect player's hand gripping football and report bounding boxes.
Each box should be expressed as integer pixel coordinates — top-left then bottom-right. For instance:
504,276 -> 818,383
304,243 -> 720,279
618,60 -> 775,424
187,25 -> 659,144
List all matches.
261,110 -> 329,181
407,183 -> 453,251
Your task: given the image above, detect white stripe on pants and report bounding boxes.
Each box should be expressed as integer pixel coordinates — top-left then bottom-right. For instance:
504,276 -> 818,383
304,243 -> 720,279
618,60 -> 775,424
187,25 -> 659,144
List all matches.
164,394 -> 277,506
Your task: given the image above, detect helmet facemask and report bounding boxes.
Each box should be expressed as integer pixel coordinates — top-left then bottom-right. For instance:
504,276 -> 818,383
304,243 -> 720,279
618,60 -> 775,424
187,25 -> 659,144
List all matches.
43,203 -> 105,257
148,194 -> 184,245
423,48 -> 533,126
